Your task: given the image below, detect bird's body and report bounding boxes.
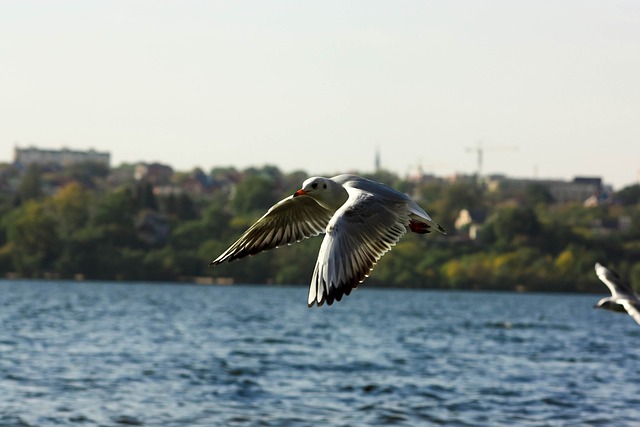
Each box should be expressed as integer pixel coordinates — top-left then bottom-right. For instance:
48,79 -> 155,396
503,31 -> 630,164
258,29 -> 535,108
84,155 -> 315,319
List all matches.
594,262 -> 640,325
211,174 -> 445,307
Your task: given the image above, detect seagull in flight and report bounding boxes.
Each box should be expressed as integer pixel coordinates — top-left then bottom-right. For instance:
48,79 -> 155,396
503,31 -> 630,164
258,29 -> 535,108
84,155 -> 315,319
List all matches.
594,262 -> 640,326
211,174 -> 445,307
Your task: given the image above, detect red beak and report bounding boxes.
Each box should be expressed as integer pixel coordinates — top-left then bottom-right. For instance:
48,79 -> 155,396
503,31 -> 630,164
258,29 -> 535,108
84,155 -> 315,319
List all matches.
294,189 -> 307,197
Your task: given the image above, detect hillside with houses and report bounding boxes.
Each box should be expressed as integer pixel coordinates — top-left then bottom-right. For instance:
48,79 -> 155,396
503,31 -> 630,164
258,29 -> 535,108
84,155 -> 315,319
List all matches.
1,146 -> 639,292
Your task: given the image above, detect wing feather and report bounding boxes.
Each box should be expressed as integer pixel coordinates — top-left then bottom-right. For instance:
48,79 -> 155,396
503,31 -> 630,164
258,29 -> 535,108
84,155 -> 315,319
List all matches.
211,195 -> 333,265
308,190 -> 410,307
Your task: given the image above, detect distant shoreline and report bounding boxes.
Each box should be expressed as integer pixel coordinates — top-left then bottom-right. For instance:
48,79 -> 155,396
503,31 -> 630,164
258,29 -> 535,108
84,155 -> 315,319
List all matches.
0,277 -> 605,294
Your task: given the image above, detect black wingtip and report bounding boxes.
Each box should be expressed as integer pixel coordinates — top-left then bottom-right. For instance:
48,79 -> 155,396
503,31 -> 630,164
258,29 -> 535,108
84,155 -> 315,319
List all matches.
437,224 -> 447,235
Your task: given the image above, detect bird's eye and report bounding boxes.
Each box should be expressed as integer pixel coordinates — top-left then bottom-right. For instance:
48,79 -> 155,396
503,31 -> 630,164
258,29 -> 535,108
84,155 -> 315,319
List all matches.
323,184 -> 327,189
312,183 -> 318,189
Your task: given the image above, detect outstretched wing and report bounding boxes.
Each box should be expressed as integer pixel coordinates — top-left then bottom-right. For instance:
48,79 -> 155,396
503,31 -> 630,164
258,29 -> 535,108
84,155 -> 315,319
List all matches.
308,189 -> 409,307
211,195 -> 334,265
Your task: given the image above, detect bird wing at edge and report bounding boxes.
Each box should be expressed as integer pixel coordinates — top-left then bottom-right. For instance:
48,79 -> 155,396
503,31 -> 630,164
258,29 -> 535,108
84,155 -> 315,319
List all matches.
595,263 -> 636,298
621,300 -> 640,326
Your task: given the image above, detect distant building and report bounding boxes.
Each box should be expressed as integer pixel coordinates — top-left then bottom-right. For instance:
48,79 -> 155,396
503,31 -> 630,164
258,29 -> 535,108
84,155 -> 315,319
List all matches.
134,162 -> 174,186
14,146 -> 110,168
455,208 -> 489,240
547,177 -> 602,204
487,175 -> 605,204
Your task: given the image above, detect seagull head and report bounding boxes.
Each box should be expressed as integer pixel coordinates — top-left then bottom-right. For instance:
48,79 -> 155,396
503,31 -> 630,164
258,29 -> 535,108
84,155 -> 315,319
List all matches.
294,177 -> 329,197
293,176 -> 348,211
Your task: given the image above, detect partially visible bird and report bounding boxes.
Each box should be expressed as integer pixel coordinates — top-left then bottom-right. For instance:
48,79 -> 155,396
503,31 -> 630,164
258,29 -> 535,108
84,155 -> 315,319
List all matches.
594,262 -> 640,326
210,174 -> 446,307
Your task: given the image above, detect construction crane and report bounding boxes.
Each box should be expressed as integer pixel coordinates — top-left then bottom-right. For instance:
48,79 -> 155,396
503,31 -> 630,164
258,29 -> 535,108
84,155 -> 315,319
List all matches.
466,141 -> 518,180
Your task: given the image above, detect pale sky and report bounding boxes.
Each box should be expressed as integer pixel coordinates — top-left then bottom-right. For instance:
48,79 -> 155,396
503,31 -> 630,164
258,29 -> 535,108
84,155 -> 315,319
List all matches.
1,1 -> 639,189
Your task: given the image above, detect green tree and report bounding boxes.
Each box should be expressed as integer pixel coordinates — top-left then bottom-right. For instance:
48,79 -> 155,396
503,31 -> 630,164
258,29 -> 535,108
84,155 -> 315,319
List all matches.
616,184 -> 640,206
48,182 -> 91,236
133,182 -> 158,211
630,262 -> 640,292
64,162 -> 109,188
484,206 -> 541,249
524,184 -> 554,206
17,165 -> 43,203
91,188 -> 139,249
163,193 -> 197,221
435,181 -> 483,231
4,200 -> 60,276
232,174 -> 280,214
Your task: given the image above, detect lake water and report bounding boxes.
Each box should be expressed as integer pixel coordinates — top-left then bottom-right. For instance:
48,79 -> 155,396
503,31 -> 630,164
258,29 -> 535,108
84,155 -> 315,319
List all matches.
1,280 -> 639,426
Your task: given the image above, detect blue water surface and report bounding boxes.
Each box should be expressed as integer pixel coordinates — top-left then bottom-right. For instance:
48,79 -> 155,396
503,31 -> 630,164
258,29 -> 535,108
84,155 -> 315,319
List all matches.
1,280 -> 639,426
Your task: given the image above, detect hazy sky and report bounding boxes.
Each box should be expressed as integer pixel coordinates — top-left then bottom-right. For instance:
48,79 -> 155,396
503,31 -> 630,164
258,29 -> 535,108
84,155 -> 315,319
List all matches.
2,1 -> 639,188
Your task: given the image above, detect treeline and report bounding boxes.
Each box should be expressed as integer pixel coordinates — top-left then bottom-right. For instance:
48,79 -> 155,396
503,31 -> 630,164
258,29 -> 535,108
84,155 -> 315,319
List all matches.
1,163 -> 640,292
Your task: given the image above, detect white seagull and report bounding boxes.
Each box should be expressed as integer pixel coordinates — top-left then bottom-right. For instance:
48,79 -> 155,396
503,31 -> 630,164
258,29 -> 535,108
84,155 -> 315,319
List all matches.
211,174 -> 446,307
594,262 -> 640,326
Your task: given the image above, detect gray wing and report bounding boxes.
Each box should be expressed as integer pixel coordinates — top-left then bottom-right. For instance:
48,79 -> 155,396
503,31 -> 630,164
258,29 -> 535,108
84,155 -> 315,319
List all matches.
211,195 -> 334,265
621,300 -> 640,326
308,189 -> 410,307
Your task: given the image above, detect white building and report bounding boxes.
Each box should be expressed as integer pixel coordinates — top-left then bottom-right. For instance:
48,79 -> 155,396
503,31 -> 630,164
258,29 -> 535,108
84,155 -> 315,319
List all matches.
487,175 -> 604,204
14,146 -> 110,168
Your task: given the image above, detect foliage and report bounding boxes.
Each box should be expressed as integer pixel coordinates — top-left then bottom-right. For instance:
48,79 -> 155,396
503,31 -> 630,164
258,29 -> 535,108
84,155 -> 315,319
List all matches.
1,164 -> 638,294
4,200 -> 60,277
616,184 -> 640,206
17,165 -> 43,202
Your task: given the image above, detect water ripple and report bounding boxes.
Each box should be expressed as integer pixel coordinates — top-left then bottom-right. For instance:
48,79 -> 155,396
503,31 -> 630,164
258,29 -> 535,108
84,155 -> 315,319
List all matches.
1,282 -> 640,426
